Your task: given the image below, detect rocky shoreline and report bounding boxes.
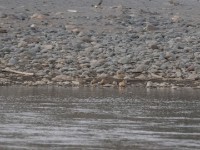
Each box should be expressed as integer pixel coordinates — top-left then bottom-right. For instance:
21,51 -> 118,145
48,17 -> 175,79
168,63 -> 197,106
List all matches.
0,0 -> 200,88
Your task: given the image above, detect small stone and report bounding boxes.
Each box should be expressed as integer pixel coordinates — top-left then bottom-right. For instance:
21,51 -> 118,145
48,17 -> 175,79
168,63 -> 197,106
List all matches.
90,59 -> 105,68
24,37 -> 40,44
118,56 -> 130,64
0,12 -> 7,18
150,44 -> 159,50
171,15 -> 182,23
0,73 -> 5,78
15,13 -> 28,20
52,75 -> 73,82
187,65 -> 195,72
135,64 -> 148,73
0,28 -> 7,33
67,10 -> 78,13
72,28 -> 81,34
187,74 -> 198,80
18,41 -> 27,48
195,65 -> 200,74
165,52 -> 172,59
103,84 -> 113,87
158,82 -> 169,87
195,86 -> 200,89
31,13 -> 45,19
80,36 -> 92,43
145,24 -> 158,31
55,12 -> 64,15
97,73 -> 109,78
72,81 -> 80,86
112,81 -> 118,86
42,44 -> 53,50
150,73 -> 163,79
124,75 -> 131,80
71,40 -> 82,50
8,57 -> 17,66
176,70 -> 182,78
115,46 -> 127,53
119,80 -> 127,87
65,25 -> 81,34
23,81 -> 32,86
146,81 -> 154,88
171,85 -> 178,89
63,81 -> 71,85
30,24 -> 37,30
135,74 -> 147,80
33,80 -> 46,86
0,78 -> 10,85
98,79 -> 107,85
115,70 -> 125,79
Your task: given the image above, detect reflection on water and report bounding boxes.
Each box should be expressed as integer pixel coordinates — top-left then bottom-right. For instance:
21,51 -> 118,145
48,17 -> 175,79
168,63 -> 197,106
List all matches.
0,86 -> 200,150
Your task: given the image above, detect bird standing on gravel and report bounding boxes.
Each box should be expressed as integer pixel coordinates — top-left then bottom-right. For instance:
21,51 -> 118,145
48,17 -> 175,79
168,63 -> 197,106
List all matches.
97,0 -> 103,6
92,0 -> 103,8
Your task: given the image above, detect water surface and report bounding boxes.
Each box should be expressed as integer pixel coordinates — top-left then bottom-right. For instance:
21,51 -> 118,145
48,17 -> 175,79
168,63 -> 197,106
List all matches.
0,86 -> 200,150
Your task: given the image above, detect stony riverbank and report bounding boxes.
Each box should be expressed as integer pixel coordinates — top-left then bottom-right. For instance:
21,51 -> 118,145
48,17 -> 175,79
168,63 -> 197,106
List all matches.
0,0 -> 200,88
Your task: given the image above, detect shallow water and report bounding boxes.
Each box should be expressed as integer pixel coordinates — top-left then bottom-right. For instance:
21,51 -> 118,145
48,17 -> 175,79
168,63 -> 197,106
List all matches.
0,86 -> 200,149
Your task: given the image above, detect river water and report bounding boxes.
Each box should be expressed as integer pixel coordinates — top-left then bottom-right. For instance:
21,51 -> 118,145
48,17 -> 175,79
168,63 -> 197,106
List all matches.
0,86 -> 200,150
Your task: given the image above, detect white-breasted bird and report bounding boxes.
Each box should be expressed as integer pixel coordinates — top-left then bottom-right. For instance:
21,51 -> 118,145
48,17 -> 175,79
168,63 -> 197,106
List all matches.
92,0 -> 103,8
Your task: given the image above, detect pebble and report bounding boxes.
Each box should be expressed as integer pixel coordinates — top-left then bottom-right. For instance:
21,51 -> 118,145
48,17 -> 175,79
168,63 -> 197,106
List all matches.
72,81 -> 80,86
52,75 -> 73,82
8,57 -> 17,66
42,44 -> 53,50
31,13 -> 45,19
135,74 -> 147,80
118,56 -> 130,64
0,12 -> 7,18
0,28 -> 7,33
171,15 -> 183,23
119,80 -> 127,87
146,81 -> 154,88
135,64 -> 148,73
145,24 -> 158,31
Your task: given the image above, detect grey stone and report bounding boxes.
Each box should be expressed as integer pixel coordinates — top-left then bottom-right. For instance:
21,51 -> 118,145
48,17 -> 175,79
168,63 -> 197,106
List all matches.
145,24 -> 158,31
135,64 -> 148,72
159,53 -> 165,60
48,58 -> 56,63
118,56 -> 130,64
195,65 -> 200,74
90,59 -> 106,68
18,41 -> 27,48
150,44 -> 159,50
71,39 -> 82,50
176,69 -> 182,78
8,57 -> 17,66
160,62 -> 170,70
96,68 -> 105,73
187,74 -> 198,80
115,46 -> 127,53
61,67 -> 69,72
0,12 -> 7,18
52,75 -> 73,82
146,81 -> 154,88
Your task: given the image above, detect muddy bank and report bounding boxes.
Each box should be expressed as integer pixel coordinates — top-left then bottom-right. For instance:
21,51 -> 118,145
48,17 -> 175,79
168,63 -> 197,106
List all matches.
0,0 -> 200,88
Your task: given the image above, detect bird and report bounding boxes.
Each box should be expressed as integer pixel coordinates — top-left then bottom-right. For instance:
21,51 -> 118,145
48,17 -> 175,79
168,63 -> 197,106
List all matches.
97,0 -> 103,6
92,0 -> 103,8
